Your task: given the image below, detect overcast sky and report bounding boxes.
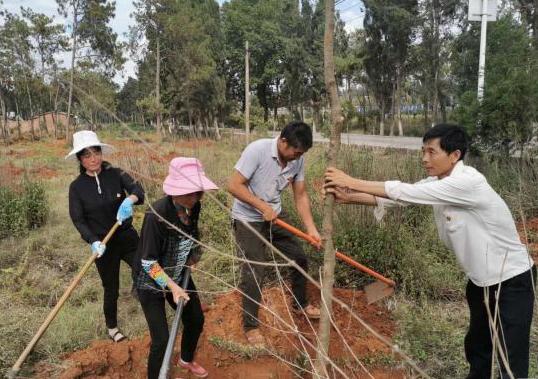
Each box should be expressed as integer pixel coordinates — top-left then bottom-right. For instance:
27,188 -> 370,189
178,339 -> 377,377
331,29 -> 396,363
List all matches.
3,0 -> 364,86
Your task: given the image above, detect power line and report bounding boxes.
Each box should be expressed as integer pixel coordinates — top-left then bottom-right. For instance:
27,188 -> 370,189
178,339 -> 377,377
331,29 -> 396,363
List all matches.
338,1 -> 363,14
342,13 -> 365,24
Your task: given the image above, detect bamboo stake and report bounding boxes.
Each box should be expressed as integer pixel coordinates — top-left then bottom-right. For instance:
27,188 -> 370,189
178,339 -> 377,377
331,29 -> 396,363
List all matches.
6,222 -> 121,379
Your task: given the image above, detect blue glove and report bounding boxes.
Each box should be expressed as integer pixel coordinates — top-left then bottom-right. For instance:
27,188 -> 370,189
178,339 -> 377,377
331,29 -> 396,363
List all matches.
116,197 -> 134,225
91,241 -> 106,258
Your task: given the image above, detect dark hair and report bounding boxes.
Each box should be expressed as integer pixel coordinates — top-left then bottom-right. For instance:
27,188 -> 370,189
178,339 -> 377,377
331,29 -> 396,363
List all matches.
280,121 -> 313,150
423,123 -> 469,161
76,146 -> 103,174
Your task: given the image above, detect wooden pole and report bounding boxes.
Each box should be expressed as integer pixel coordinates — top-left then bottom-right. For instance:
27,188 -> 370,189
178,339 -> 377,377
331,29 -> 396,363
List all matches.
6,223 -> 121,379
244,40 -> 250,143
155,36 -> 162,141
66,9 -> 79,144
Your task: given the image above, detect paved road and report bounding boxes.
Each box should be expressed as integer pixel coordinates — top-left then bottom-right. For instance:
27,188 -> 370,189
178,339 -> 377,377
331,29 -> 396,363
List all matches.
270,131 -> 423,150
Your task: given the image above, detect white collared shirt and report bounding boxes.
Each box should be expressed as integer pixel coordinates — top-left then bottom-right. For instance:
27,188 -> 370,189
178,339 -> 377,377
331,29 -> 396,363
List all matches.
378,161 -> 532,286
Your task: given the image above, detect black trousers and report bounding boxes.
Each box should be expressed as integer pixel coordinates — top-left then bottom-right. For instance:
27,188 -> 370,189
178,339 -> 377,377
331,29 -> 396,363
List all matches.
234,215 -> 309,331
465,266 -> 535,379
138,278 -> 204,379
94,227 -> 139,329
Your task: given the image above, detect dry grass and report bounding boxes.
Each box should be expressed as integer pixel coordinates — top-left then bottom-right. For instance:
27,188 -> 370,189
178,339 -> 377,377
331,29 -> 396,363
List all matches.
0,130 -> 536,378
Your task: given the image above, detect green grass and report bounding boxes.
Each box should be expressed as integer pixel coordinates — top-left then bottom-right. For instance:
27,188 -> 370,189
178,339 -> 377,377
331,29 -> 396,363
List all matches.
208,336 -> 266,360
0,133 -> 536,378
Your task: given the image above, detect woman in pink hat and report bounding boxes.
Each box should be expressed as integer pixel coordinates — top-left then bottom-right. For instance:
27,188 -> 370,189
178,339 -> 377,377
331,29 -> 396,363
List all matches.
132,157 -> 218,379
67,130 -> 145,343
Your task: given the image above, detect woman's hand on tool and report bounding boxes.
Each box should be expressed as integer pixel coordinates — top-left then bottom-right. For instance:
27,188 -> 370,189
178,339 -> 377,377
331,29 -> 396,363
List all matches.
91,241 -> 106,258
116,197 -> 135,224
168,281 -> 190,304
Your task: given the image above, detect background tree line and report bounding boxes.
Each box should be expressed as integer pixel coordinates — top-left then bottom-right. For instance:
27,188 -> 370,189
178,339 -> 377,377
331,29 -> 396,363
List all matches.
1,0 -> 537,152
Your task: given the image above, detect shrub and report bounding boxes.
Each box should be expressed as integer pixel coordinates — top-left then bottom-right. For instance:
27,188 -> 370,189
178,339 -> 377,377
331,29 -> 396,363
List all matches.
23,179 -> 49,229
0,180 -> 49,239
0,187 -> 27,239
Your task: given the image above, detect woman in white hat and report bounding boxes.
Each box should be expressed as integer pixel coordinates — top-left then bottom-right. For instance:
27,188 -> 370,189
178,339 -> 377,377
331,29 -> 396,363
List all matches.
67,130 -> 145,342
132,157 -> 218,379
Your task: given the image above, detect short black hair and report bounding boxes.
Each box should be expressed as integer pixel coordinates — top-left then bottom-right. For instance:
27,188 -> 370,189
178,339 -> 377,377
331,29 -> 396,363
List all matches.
423,123 -> 469,161
280,121 -> 313,150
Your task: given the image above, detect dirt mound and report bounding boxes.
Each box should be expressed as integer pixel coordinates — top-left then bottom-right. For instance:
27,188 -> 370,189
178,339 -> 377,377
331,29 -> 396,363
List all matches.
33,285 -> 403,378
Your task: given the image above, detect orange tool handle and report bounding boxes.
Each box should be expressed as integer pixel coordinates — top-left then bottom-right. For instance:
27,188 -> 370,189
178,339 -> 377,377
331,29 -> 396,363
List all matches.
273,218 -> 396,287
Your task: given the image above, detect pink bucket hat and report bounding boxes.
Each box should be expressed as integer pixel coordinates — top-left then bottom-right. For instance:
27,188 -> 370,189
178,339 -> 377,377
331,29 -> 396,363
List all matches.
163,157 -> 218,196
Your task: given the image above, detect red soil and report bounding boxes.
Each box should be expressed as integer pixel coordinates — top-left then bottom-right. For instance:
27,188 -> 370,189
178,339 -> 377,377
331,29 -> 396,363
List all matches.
0,162 -> 58,185
32,285 -> 403,379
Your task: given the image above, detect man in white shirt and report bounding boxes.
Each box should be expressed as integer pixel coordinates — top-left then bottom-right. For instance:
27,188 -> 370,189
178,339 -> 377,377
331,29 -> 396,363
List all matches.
228,121 -> 321,347
323,124 -> 535,379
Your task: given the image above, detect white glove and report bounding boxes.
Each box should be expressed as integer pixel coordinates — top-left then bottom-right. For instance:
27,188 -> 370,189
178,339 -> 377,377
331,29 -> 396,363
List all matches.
91,241 -> 106,258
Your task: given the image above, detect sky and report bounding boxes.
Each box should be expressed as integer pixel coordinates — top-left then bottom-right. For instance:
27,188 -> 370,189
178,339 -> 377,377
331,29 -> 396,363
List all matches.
2,0 -> 364,86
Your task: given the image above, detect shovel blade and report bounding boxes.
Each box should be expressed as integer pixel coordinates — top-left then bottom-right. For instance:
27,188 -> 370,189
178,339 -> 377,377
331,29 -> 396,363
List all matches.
365,281 -> 395,304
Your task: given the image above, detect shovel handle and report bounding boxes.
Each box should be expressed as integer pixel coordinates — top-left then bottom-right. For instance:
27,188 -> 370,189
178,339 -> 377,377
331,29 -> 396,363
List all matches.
273,218 -> 395,287
8,222 -> 121,378
158,267 -> 191,379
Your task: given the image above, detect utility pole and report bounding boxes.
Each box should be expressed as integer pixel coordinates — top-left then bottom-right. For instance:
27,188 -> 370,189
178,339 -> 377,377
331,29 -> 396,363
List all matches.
65,9 -> 79,143
244,40 -> 250,143
155,36 -> 162,141
477,0 -> 488,101
468,0 -> 497,102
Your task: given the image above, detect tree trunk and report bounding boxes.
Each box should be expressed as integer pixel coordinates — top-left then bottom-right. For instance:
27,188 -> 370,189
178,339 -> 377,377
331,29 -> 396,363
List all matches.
396,71 -> 403,136
379,102 -> 385,136
430,0 -> 440,127
66,8 -> 79,143
213,114 -> 221,140
25,80 -> 36,140
155,36 -> 162,141
432,71 -> 439,126
312,100 -> 321,136
0,92 -> 9,145
424,99 -> 429,126
347,76 -> 352,102
53,81 -> 60,139
314,0 -> 343,376
195,116 -> 202,138
440,94 -> 447,122
203,116 -> 209,137
188,109 -> 194,138
15,97 -> 22,140
389,82 -> 396,136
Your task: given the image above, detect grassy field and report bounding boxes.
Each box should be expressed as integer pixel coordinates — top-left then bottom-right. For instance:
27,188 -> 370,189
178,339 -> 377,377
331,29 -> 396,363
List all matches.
0,128 -> 536,378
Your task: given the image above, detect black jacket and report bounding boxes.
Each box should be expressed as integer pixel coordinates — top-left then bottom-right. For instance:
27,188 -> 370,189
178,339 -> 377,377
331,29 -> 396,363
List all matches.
68,163 -> 145,244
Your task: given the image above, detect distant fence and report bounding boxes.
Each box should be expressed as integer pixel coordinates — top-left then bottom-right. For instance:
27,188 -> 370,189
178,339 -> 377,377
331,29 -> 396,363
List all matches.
5,112 -> 73,136
356,104 -> 425,114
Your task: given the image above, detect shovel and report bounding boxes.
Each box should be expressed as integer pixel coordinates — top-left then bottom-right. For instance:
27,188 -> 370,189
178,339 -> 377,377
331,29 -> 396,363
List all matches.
158,267 -> 191,379
273,218 -> 395,304
6,222 -> 121,379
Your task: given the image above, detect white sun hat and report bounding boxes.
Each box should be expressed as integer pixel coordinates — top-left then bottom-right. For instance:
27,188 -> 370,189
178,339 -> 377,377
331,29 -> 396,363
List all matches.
65,130 -> 114,160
